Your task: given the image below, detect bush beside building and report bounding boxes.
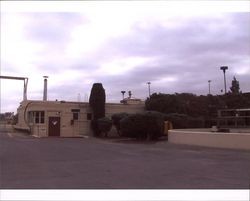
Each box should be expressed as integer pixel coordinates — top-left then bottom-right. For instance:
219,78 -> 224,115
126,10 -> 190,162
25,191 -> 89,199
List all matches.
119,111 -> 165,140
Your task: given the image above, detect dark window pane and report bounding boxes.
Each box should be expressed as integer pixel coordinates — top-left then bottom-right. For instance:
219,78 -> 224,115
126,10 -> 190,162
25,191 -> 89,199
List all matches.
73,113 -> 79,120
40,111 -> 45,123
35,112 -> 39,123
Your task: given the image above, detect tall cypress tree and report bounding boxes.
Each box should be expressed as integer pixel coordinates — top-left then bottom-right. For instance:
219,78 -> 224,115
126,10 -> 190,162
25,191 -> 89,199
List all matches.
89,83 -> 106,135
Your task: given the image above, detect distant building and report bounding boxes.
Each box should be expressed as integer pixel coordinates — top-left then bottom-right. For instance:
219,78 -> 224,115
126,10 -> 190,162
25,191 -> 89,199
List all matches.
120,97 -> 143,105
14,99 -> 145,137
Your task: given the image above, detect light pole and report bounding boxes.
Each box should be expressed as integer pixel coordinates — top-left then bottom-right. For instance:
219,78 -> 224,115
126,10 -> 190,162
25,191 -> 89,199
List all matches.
121,91 -> 125,100
220,66 -> 228,95
208,80 -> 211,95
147,82 -> 151,98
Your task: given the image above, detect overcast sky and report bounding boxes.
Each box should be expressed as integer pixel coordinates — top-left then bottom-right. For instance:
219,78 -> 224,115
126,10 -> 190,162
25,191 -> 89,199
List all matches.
1,1 -> 250,113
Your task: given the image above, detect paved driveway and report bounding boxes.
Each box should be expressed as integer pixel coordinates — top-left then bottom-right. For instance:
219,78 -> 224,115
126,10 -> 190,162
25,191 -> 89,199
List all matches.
0,125 -> 250,189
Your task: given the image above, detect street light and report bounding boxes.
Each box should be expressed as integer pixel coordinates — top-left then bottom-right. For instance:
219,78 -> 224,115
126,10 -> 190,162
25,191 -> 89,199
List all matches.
208,80 -> 211,95
147,82 -> 151,97
121,91 -> 126,100
220,66 -> 228,95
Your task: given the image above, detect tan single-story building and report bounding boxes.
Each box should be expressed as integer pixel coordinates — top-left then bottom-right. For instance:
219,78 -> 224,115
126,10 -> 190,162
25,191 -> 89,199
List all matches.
14,98 -> 145,137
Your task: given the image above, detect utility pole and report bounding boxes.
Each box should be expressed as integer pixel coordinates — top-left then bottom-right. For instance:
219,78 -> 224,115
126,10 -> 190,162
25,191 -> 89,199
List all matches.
220,66 -> 228,95
208,80 -> 211,95
147,82 -> 151,98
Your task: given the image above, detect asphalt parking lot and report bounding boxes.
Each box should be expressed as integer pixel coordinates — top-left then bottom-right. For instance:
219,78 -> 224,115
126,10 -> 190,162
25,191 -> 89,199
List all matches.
0,124 -> 250,189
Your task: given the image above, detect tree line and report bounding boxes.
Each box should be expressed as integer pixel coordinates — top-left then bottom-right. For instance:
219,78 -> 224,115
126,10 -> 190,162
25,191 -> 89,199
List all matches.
145,92 -> 250,118
146,76 -> 249,118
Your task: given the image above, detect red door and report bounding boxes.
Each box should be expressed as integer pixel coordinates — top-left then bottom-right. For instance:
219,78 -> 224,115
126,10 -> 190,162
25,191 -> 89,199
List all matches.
48,117 -> 60,136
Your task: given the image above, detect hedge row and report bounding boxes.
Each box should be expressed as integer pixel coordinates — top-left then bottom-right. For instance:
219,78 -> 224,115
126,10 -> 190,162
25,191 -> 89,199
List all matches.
163,113 -> 205,129
95,112 -> 205,139
111,112 -> 206,137
111,113 -> 129,136
114,111 -> 165,140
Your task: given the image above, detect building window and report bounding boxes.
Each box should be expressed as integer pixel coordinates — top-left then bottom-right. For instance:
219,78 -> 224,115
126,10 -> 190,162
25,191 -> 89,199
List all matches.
35,112 -> 40,123
73,112 -> 79,120
71,109 -> 80,120
28,111 -> 45,124
87,113 -> 92,120
40,112 -> 45,123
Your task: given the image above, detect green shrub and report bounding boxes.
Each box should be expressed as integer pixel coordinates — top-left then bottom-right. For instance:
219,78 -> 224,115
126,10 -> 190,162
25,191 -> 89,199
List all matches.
120,113 -> 145,139
143,111 -> 165,140
97,117 -> 112,137
120,111 -> 165,140
111,113 -> 129,136
163,113 -> 205,128
163,113 -> 188,129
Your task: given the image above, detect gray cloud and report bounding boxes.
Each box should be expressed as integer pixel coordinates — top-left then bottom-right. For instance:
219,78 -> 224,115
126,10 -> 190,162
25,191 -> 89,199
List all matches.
105,13 -> 250,57
1,11 -> 250,112
21,13 -> 89,74
25,13 -> 86,44
89,12 -> 250,100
